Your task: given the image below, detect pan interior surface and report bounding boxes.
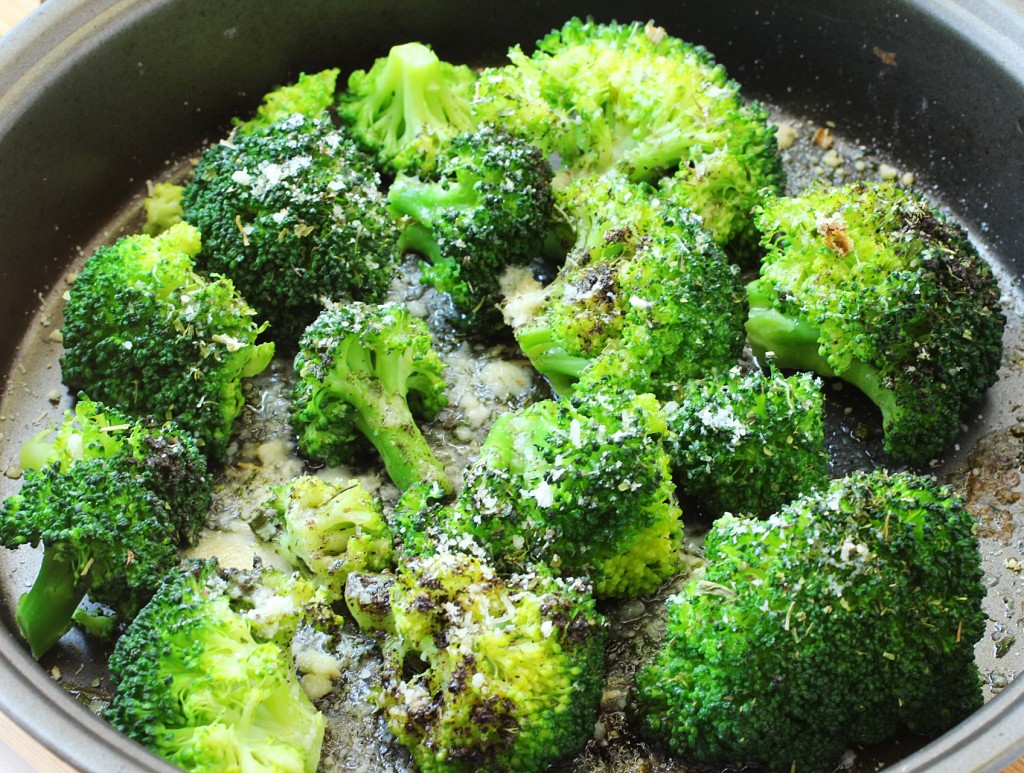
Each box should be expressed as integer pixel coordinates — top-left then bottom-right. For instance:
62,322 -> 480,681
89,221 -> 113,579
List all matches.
1,1 -> 1023,772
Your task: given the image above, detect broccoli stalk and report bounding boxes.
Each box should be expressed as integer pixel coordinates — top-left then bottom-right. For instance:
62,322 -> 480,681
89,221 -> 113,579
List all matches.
338,41 -> 477,174
291,301 -> 452,494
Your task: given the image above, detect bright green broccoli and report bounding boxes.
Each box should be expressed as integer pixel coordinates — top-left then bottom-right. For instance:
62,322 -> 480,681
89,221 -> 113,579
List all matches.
59,222 -> 275,462
338,41 -> 477,174
745,180 -> 1006,465
141,181 -> 184,236
0,397 -> 212,658
507,174 -> 745,399
252,474 -> 394,596
344,548 -> 606,773
290,301 -> 451,494
106,558 -> 336,773
664,366 -> 829,518
234,68 -> 340,136
472,17 -> 784,260
399,385 -> 684,598
636,469 -> 986,772
180,113 -> 402,344
387,126 -> 556,332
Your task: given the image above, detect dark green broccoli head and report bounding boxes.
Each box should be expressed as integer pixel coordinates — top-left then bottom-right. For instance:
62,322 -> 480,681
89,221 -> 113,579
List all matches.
344,549 -> 606,773
291,301 -> 451,493
254,474 -> 394,596
59,223 -> 275,462
510,175 -> 745,399
745,180 -> 1006,464
387,126 -> 556,332
636,469 -> 986,772
665,367 -> 829,518
338,41 -> 478,174
234,68 -> 340,136
106,559 -> 333,773
181,114 -> 402,344
428,385 -> 684,598
472,17 -> 784,261
0,397 -> 214,657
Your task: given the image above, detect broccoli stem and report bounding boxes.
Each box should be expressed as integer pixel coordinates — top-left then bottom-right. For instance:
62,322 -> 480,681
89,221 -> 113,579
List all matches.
513,326 -> 591,396
15,547 -> 88,659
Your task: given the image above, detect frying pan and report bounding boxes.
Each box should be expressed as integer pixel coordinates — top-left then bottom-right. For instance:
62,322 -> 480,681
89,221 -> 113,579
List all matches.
1,1 -> 1024,771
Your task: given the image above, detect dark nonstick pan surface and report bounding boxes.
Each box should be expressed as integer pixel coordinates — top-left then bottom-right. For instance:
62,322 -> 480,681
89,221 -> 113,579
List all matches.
2,1 -> 1024,771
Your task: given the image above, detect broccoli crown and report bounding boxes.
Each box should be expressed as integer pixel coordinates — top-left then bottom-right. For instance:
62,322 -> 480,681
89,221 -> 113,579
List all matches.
344,550 -> 606,773
181,114 -> 401,344
291,301 -> 451,493
472,17 -> 784,261
106,559 -> 331,773
437,385 -> 684,598
511,175 -> 745,399
665,367 -> 829,518
636,469 -> 987,772
745,180 -> 1006,464
234,68 -> 340,136
255,474 -> 394,596
59,223 -> 275,462
141,181 -> 184,236
338,41 -> 478,174
387,126 -> 556,331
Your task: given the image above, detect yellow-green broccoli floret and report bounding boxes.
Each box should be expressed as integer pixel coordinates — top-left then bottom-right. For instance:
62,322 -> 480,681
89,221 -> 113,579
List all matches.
234,68 -> 340,136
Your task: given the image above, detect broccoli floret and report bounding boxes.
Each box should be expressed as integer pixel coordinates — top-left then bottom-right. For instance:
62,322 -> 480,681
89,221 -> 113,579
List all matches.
387,127 -> 556,331
0,398 -> 212,658
473,17 -> 784,261
180,114 -> 402,344
338,42 -> 477,174
636,469 -> 986,772
141,181 -> 184,236
106,558 -> 334,773
745,181 -> 1006,464
290,301 -> 451,494
60,222 -> 275,462
508,175 -> 745,399
405,385 -> 684,598
253,474 -> 394,596
664,367 -> 829,518
344,549 -> 606,772
234,68 -> 340,136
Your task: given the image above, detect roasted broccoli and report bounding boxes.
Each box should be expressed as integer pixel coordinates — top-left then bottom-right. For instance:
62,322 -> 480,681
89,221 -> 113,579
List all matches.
745,180 -> 1006,464
59,222 -> 275,462
0,397 -> 212,658
399,385 -> 684,598
636,469 -> 986,772
106,558 -> 335,773
234,68 -> 340,136
344,549 -> 606,773
473,17 -> 784,260
253,474 -> 394,596
507,174 -> 745,399
664,366 -> 829,518
387,127 -> 556,331
181,113 -> 401,344
290,301 -> 451,494
338,41 -> 477,174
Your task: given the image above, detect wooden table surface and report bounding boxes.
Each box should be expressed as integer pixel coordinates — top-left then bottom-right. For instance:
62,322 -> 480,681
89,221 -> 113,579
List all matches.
1,0 -> 1024,771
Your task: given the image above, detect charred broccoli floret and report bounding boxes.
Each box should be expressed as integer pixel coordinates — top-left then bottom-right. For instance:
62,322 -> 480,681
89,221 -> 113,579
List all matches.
473,17 -> 784,260
181,113 -> 401,344
59,222 -> 275,461
387,127 -> 556,331
106,558 -> 336,773
344,549 -> 606,773
253,475 -> 394,596
745,180 -> 1006,464
0,398 -> 212,657
507,174 -> 745,399
290,301 -> 451,494
664,367 -> 829,518
636,469 -> 986,772
338,41 -> 477,174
